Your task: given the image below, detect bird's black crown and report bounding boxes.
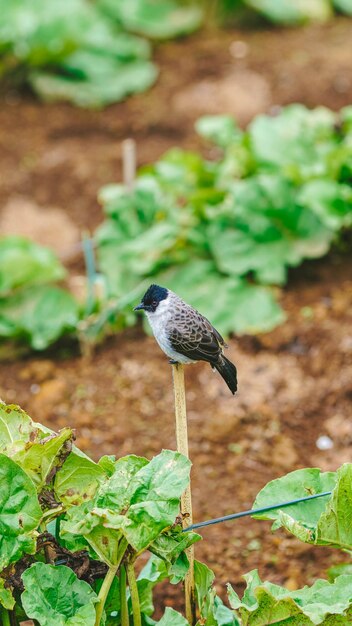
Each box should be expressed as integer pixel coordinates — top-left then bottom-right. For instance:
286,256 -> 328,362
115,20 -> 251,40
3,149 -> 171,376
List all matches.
142,284 -> 168,306
134,284 -> 168,313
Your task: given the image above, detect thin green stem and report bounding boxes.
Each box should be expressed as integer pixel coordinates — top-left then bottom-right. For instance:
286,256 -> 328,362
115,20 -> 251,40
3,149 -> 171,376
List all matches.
1,607 -> 11,626
120,565 -> 129,626
126,561 -> 141,626
94,538 -> 128,626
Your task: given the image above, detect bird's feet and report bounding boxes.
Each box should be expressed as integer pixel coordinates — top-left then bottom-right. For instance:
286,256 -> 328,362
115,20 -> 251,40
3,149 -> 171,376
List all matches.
169,359 -> 179,365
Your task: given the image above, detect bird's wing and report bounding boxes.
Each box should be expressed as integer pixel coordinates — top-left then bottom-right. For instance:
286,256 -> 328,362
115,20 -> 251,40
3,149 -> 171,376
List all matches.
168,311 -> 223,363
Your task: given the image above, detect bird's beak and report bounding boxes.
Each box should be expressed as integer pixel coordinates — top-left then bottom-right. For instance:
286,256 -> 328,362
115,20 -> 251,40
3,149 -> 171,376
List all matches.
133,303 -> 145,311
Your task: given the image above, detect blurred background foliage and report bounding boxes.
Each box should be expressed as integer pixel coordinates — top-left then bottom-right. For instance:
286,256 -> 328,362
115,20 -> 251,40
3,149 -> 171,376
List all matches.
1,106 -> 351,349
0,0 -> 352,351
1,0 -> 352,107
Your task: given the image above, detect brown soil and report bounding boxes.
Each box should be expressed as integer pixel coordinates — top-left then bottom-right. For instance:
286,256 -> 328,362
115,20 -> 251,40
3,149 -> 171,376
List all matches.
1,17 -> 352,616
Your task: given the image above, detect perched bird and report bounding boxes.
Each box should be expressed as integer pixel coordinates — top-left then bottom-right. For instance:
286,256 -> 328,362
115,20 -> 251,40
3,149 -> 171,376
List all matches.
134,284 -> 237,394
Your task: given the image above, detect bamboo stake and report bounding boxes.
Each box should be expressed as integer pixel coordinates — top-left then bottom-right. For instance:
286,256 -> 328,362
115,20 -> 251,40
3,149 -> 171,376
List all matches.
172,363 -> 196,625
122,138 -> 136,192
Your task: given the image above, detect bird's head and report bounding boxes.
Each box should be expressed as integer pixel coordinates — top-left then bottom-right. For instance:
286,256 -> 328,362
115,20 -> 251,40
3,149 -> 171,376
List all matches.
134,284 -> 168,313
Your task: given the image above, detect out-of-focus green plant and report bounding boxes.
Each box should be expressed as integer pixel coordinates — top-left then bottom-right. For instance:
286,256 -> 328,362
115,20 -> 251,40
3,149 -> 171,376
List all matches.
1,401 -> 352,624
95,104 -> 352,338
213,0 -> 352,24
1,105 -> 351,352
0,0 -> 201,107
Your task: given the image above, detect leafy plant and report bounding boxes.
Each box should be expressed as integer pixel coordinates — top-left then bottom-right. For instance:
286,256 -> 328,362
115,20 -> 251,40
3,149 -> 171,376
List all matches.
95,104 -> 352,338
0,105 -> 351,352
1,401 -> 352,625
0,0 -> 201,107
216,0 -> 352,24
0,237 -> 79,350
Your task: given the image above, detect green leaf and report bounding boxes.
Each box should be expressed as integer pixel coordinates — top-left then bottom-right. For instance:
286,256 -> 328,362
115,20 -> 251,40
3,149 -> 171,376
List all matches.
95,455 -> 149,510
195,560 -> 238,625
248,105 -> 337,176
297,180 -> 352,230
13,428 -> 74,490
195,115 -> 242,148
333,0 -> 352,15
0,454 -> 42,570
252,467 -> 336,543
31,58 -> 158,108
149,527 -> 201,584
0,285 -> 79,349
0,403 -> 50,456
54,449 -> 106,507
244,0 -> 332,25
62,450 -> 191,556
327,563 -> 352,582
0,236 -> 65,295
99,450 -> 191,551
99,0 -> 202,39
316,464 -> 352,550
161,262 -> 285,335
0,578 -> 15,610
157,607 -> 189,625
228,569 -> 352,625
21,562 -> 98,626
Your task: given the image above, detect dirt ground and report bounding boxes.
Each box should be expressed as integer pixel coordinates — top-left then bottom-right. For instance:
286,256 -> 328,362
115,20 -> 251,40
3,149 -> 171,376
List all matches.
1,17 -> 352,613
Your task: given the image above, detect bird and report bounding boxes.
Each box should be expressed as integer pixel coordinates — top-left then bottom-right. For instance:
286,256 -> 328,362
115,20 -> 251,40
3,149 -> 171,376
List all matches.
134,284 -> 237,394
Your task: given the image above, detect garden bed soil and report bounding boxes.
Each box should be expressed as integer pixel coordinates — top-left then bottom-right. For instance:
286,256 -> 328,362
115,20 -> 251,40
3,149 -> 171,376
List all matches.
0,17 -> 352,614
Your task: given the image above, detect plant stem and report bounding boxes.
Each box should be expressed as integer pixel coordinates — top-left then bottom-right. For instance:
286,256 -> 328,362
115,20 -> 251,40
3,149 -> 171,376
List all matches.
172,363 -> 196,625
1,607 -> 11,626
120,565 -> 129,626
126,560 -> 141,626
94,539 -> 128,626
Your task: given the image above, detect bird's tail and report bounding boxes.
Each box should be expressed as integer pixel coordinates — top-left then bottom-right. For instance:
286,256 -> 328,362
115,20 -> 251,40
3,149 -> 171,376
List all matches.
214,355 -> 238,395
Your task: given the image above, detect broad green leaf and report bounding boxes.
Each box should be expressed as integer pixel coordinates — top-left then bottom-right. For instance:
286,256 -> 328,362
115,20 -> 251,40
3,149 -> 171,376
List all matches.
316,464 -> 352,550
195,115 -> 242,148
149,527 -> 201,584
136,555 -> 169,616
249,105 -> 337,176
252,467 -> 336,543
63,450 -> 191,555
99,0 -> 202,39
0,578 -> 15,609
195,560 -> 238,625
21,563 -> 98,626
0,236 -> 65,295
101,450 -> 191,551
0,454 -> 42,570
157,607 -> 189,625
328,563 -> 352,582
162,262 -> 285,335
96,455 -> 149,510
297,180 -> 352,230
54,449 -> 106,507
228,570 -> 352,625
195,560 -> 215,613
31,58 -> 157,108
244,0 -> 331,25
60,499 -> 124,566
0,285 -> 79,349
13,428 -> 74,490
0,403 -> 49,456
333,0 -> 352,15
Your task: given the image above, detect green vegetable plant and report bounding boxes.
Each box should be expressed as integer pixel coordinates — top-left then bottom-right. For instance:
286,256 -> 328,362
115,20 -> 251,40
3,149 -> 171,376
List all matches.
95,104 -> 352,338
0,0 -> 201,107
215,0 -> 352,25
1,105 -> 351,353
1,401 -> 352,625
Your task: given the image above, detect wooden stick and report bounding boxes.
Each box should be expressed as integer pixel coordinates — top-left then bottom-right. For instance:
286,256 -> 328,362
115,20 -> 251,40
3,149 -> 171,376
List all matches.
122,138 -> 136,192
172,363 -> 196,625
